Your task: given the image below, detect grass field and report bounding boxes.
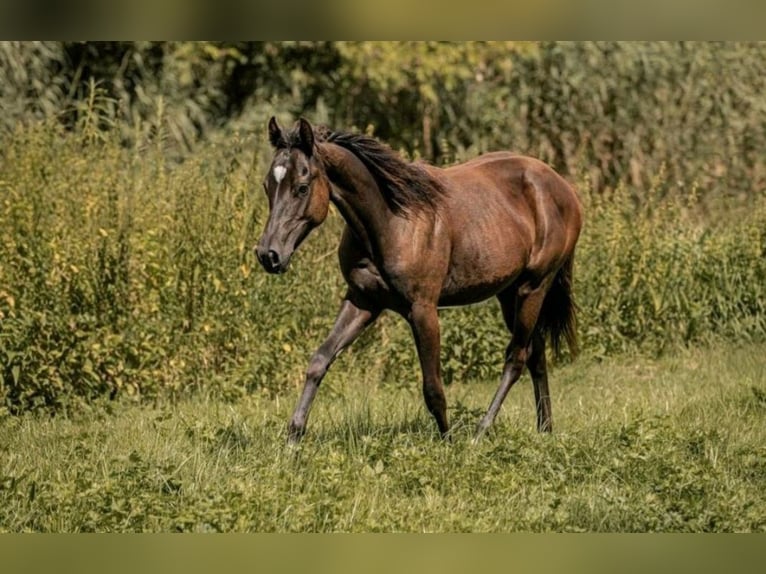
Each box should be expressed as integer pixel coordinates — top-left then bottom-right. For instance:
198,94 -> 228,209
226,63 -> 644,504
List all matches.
3,46 -> 766,538
1,121 -> 765,534
2,340 -> 764,532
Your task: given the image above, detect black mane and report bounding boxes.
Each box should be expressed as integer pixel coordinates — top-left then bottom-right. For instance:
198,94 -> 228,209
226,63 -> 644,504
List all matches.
284,124 -> 446,215
325,130 -> 445,215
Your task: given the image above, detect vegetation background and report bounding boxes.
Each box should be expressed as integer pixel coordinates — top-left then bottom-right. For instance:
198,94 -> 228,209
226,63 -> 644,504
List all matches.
0,42 -> 765,531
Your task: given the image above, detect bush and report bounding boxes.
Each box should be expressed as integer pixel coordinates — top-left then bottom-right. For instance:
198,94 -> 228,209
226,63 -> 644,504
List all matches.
2,42 -> 766,413
5,42 -> 765,205
501,42 -> 766,201
576,177 -> 766,357
1,116 -> 765,413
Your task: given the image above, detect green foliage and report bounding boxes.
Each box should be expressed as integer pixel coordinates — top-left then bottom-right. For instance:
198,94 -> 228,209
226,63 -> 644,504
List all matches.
2,42 -> 766,413
576,176 -> 766,357
0,120 -> 261,412
3,41 -> 766,535
4,41 -> 766,200
1,114 -> 766,413
326,42 -> 526,162
0,42 -> 70,127
502,42 -> 766,200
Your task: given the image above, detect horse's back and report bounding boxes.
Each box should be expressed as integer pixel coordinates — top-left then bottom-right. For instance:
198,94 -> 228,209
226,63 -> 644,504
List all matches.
445,152 -> 575,202
436,152 -> 581,305
443,151 -> 580,247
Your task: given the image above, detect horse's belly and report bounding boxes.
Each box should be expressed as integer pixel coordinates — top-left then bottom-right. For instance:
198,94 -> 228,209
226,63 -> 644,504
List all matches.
438,231 -> 529,306
437,274 -> 517,306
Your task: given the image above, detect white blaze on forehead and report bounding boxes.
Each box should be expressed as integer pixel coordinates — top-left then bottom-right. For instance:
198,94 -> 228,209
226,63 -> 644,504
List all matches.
273,165 -> 287,184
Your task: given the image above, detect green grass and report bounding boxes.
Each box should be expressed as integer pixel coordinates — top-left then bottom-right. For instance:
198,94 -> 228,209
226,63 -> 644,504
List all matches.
1,341 -> 765,532
3,69 -> 766,537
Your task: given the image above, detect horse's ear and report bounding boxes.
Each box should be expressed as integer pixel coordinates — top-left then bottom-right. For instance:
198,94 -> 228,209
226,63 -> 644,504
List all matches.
268,116 -> 286,149
297,117 -> 315,157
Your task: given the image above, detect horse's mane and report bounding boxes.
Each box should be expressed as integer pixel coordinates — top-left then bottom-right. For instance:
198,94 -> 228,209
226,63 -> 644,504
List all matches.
324,130 -> 446,215
283,124 -> 445,215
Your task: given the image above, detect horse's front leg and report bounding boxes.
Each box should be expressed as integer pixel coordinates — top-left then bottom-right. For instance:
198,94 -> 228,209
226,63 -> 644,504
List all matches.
288,292 -> 380,443
408,302 -> 449,438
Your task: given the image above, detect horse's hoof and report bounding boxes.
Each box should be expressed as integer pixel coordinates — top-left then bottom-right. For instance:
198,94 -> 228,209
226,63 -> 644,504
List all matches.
472,424 -> 489,445
286,424 -> 305,446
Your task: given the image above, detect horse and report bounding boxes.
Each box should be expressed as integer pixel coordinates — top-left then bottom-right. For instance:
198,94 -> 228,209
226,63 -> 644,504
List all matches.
255,117 -> 582,443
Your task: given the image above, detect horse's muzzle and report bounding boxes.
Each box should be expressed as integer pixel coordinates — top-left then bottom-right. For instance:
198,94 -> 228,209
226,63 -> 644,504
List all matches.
255,245 -> 289,274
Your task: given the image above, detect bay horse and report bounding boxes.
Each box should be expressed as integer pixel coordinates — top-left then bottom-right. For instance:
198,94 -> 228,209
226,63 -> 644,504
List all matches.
255,117 -> 582,443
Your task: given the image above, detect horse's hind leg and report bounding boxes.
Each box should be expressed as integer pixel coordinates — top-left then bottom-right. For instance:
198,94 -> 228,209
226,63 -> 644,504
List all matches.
527,331 -> 552,432
287,291 -> 380,443
474,283 -> 549,441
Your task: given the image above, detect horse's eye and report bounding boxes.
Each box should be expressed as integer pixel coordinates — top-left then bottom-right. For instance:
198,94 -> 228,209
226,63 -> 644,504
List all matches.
296,184 -> 310,196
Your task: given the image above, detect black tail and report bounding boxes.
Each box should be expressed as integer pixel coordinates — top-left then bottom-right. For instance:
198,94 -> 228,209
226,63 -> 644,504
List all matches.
538,253 -> 578,359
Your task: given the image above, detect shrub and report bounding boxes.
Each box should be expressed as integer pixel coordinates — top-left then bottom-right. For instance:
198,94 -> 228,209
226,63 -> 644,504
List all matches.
2,117 -> 765,413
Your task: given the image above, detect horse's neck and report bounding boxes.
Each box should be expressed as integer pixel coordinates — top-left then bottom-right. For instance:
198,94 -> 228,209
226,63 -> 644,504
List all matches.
320,143 -> 392,257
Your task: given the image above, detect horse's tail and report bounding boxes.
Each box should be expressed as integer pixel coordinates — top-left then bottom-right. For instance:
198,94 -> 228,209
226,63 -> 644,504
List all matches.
539,252 -> 578,359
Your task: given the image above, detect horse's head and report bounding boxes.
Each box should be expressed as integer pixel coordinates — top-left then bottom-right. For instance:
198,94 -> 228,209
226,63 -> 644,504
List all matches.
255,117 -> 331,274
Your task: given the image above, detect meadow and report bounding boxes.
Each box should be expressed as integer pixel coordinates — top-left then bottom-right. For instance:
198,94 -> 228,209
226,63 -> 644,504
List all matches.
1,342 -> 765,532
2,47 -> 766,530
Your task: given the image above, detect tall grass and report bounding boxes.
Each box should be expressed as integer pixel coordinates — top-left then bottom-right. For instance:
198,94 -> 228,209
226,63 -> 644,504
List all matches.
1,119 -> 765,413
577,174 -> 766,357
